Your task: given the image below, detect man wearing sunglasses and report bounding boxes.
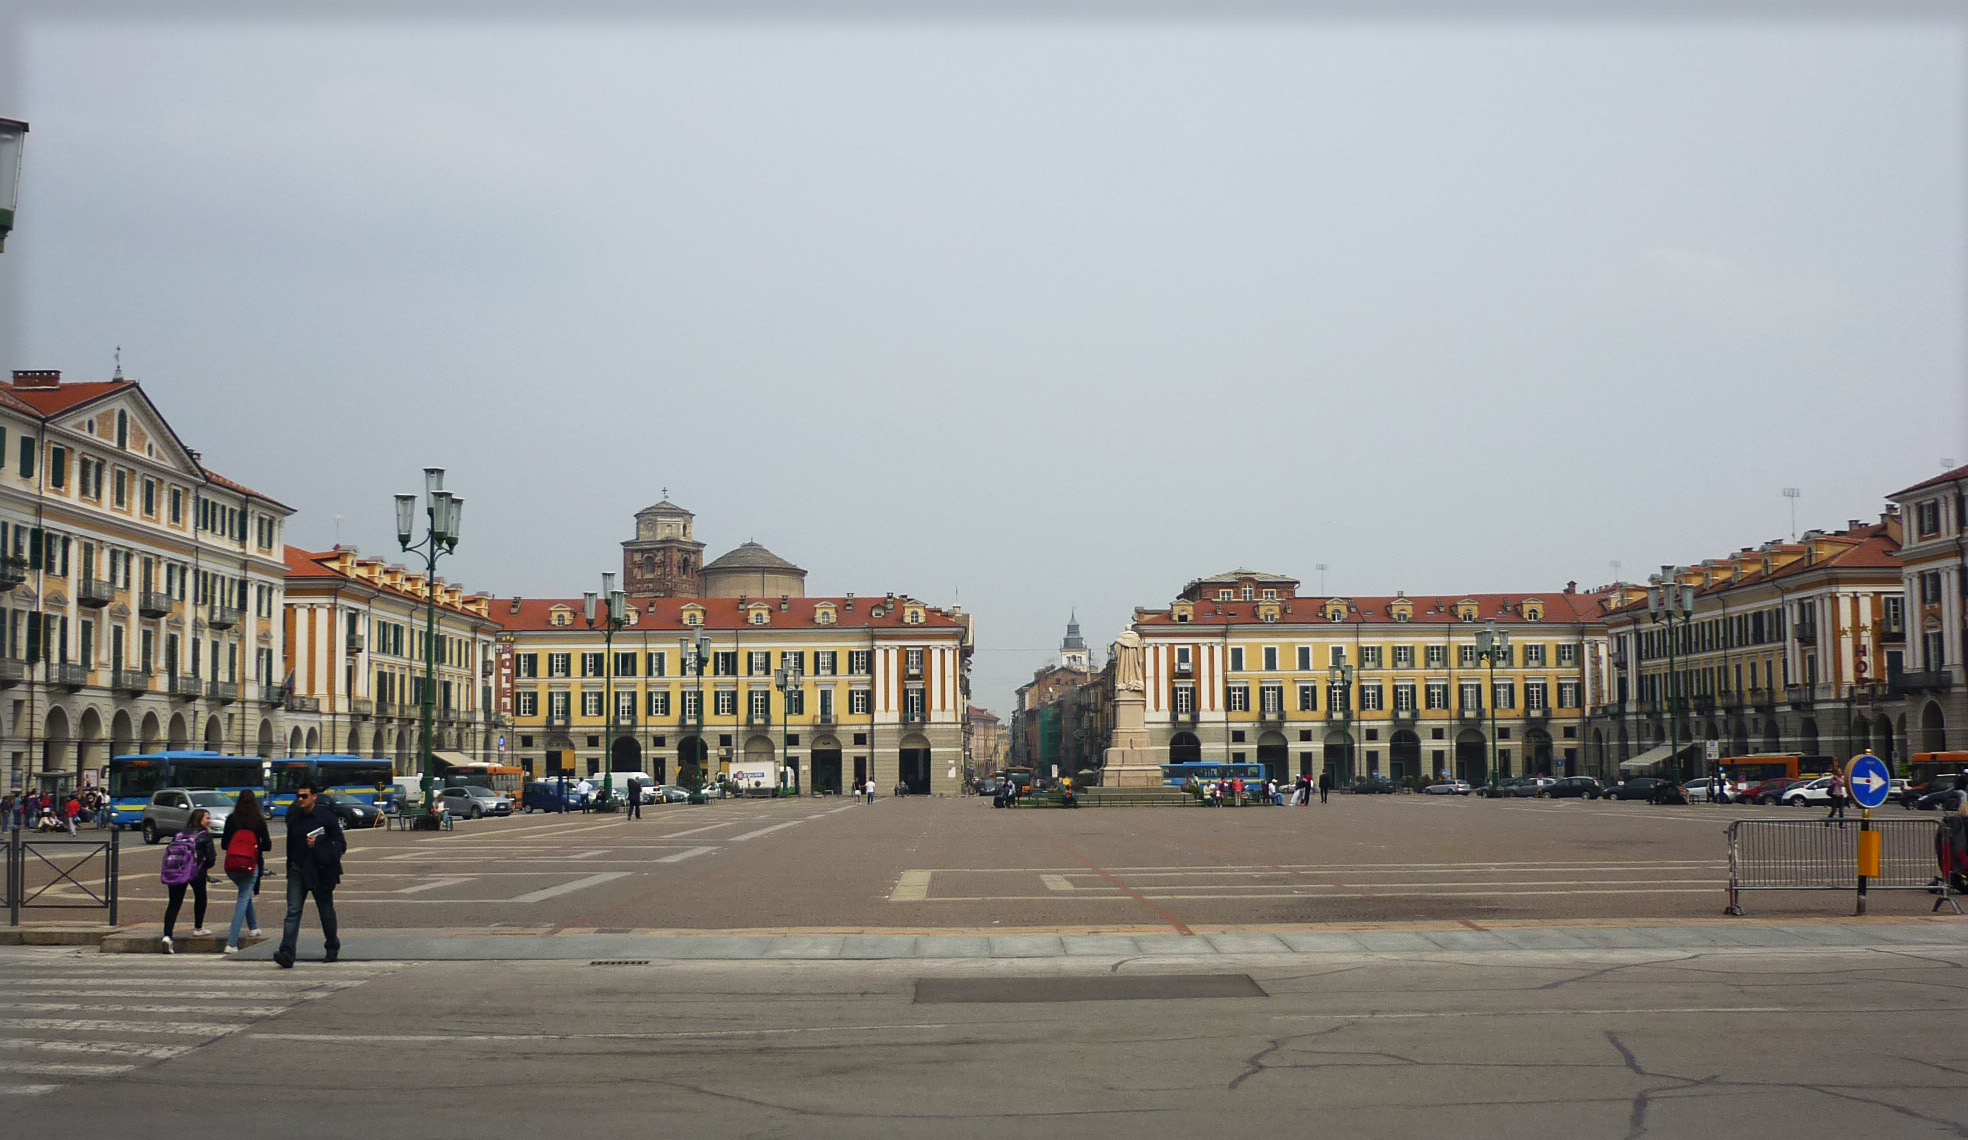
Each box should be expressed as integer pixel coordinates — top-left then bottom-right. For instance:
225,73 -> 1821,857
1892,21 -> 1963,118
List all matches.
273,782 -> 347,969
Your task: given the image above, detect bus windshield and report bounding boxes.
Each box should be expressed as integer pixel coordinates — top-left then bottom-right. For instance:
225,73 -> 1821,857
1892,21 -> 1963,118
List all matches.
171,760 -> 264,790
269,761 -> 314,794
318,761 -> 395,789
108,761 -> 163,799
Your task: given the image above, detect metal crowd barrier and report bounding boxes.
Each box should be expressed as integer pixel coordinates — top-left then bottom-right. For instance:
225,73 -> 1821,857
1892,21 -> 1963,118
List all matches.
1725,817 -> 1960,916
5,826 -> 121,926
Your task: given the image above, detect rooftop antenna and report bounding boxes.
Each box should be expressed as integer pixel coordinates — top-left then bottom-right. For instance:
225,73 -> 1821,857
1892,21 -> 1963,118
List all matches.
1610,559 -> 1622,583
112,345 -> 122,381
1782,487 -> 1801,540
1945,458 -> 1958,472
333,514 -> 343,545
1315,563 -> 1328,594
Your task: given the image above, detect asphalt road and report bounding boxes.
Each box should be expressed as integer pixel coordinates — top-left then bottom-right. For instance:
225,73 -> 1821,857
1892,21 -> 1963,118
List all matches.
43,793 -> 1955,934
4,938 -> 1964,1138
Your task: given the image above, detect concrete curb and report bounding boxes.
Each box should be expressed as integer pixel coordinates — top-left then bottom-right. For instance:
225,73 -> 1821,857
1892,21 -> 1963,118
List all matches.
0,925 -> 122,947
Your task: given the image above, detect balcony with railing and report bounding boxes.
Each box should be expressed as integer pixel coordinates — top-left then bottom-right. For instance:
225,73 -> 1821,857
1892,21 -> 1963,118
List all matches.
1892,669 -> 1954,695
1257,707 -> 1286,727
1173,660 -> 1194,677
139,590 -> 174,618
1170,708 -> 1198,724
116,670 -> 151,694
1793,620 -> 1817,644
1749,688 -> 1778,710
351,698 -> 374,717
613,711 -> 638,728
53,662 -> 89,688
209,680 -> 240,703
79,578 -> 114,608
0,658 -> 25,685
170,674 -> 202,698
814,710 -> 836,726
207,605 -> 241,630
545,711 -> 572,727
0,556 -> 28,591
283,692 -> 319,713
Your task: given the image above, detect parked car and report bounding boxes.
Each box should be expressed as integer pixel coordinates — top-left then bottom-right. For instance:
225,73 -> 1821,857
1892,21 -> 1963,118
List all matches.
437,785 -> 513,819
1476,778 -> 1526,798
1601,778 -> 1670,802
1913,785 -> 1967,812
1782,777 -> 1837,807
1901,772 -> 1968,808
1682,777 -> 1732,802
1508,777 -> 1557,798
520,780 -> 581,813
1743,777 -> 1807,805
140,788 -> 235,844
1423,779 -> 1473,796
1350,776 -> 1397,794
316,792 -> 386,830
1540,777 -> 1602,799
654,784 -> 693,803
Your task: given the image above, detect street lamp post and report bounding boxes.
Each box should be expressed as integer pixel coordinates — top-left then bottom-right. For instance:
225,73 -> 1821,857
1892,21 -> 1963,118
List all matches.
679,627 -> 712,795
0,118 -> 27,253
1474,621 -> 1512,795
584,575 -> 628,810
395,468 -> 463,814
774,657 -> 803,796
1327,663 -> 1354,783
1648,569 -> 1699,787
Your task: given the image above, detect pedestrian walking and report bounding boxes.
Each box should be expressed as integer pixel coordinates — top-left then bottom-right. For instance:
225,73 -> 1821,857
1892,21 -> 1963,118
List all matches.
159,809 -> 216,953
624,778 -> 642,820
219,790 -> 272,955
62,793 -> 81,835
575,777 -> 594,813
273,782 -> 347,969
864,778 -> 875,805
1317,769 -> 1333,804
1825,763 -> 1849,828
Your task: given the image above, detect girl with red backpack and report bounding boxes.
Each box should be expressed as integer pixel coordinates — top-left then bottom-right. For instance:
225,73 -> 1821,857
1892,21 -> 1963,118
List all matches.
158,809 -> 217,953
219,791 -> 272,956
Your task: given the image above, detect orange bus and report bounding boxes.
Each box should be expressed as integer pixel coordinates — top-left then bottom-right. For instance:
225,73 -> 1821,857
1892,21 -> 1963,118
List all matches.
1901,751 -> 1968,805
1719,753 -> 1834,796
438,762 -> 525,799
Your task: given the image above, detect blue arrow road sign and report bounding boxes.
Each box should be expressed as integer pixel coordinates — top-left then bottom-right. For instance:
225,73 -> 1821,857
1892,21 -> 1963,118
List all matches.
1847,753 -> 1891,810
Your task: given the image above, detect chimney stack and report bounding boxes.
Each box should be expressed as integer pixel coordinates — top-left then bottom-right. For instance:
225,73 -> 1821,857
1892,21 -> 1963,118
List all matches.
11,370 -> 60,390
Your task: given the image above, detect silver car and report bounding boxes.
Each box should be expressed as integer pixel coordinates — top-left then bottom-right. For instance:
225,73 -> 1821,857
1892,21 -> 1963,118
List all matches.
140,788 -> 235,844
437,785 -> 512,819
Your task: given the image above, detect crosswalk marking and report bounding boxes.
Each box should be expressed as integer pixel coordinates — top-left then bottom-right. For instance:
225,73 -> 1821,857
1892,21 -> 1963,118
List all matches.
0,957 -> 392,1100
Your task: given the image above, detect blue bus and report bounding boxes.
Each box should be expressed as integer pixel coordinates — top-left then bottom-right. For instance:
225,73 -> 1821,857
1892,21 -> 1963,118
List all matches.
266,754 -> 398,816
106,752 -> 268,827
1159,761 -> 1266,788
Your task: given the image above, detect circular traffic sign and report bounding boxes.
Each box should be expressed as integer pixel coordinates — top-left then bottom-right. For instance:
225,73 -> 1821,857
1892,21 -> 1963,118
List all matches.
1846,753 -> 1891,810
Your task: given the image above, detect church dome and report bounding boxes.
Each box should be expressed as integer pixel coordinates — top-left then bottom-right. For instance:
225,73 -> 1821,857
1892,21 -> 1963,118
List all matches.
701,542 -> 807,598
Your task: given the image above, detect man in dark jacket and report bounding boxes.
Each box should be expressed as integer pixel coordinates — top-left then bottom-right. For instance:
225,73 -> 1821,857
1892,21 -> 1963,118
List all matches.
273,782 -> 347,969
1317,769 -> 1333,804
624,778 -> 642,820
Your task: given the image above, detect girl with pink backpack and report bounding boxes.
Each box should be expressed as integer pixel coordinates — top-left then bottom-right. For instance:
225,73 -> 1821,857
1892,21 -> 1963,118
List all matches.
158,809 -> 217,953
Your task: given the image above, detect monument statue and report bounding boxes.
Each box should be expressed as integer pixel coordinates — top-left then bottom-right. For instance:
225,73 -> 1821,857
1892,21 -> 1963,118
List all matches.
1112,629 -> 1145,693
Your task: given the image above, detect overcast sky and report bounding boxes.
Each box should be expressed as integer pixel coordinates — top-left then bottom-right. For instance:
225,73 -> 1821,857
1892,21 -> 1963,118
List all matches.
2,7 -> 1963,713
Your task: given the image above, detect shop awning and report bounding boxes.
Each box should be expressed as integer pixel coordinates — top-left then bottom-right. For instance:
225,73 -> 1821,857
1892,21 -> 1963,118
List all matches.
432,751 -> 477,770
1618,742 -> 1698,774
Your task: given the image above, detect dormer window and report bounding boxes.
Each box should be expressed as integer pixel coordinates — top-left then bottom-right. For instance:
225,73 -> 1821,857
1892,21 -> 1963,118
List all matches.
1456,600 -> 1479,622
1324,599 -> 1349,622
1218,590 -> 1233,601
1262,589 -> 1277,600
1257,604 -> 1280,623
1171,601 -> 1195,624
681,604 -> 705,627
904,605 -> 926,625
815,604 -> 837,625
1241,586 -> 1254,601
749,609 -> 769,625
1522,600 -> 1543,622
548,606 -> 574,628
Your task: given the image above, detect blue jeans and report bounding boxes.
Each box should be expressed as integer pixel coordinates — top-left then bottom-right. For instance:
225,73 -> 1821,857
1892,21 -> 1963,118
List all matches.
277,871 -> 339,958
226,869 -> 259,947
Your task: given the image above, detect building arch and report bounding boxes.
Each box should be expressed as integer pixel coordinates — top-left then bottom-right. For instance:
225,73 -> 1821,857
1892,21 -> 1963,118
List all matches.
1729,720 -> 1749,758
1872,714 -> 1894,763
287,726 -> 303,753
167,712 -> 189,751
1388,729 -> 1421,783
1921,701 -> 1948,753
1257,730 -> 1290,785
304,727 -> 320,753
1760,719 -> 1781,754
203,715 -> 223,751
1524,727 -> 1554,775
42,706 -> 71,785
1801,718 -> 1820,756
1324,729 -> 1356,785
1168,732 -> 1201,765
110,709 -> 135,761
139,711 -> 162,753
1454,728 -> 1485,784
898,731 -> 932,795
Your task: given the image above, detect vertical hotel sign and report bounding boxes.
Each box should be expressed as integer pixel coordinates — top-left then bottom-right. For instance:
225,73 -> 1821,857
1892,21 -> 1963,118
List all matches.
496,634 -> 516,753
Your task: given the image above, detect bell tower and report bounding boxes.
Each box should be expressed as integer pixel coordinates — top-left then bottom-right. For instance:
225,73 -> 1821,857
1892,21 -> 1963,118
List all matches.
622,497 -> 706,598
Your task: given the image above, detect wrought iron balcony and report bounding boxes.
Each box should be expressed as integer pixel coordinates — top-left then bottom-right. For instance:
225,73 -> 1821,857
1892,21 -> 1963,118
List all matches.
1173,661 -> 1194,677
1257,709 -> 1286,727
0,556 -> 28,591
1329,708 -> 1354,722
351,698 -> 374,717
209,680 -> 240,703
1170,709 -> 1198,724
170,674 -> 202,698
116,670 -> 151,694
613,712 -> 639,728
283,693 -> 319,713
345,633 -> 365,654
53,662 -> 89,688
207,605 -> 241,630
1793,621 -> 1817,644
139,591 -> 173,618
0,658 -> 25,685
902,707 -> 928,724
1891,669 -> 1954,695
545,712 -> 571,727
815,711 -> 836,725
78,578 -> 114,608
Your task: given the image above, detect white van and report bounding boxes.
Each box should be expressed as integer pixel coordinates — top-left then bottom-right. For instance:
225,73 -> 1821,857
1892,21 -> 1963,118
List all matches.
602,771 -> 661,804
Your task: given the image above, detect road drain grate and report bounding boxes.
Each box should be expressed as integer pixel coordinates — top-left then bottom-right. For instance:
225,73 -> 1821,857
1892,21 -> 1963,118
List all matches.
914,973 -> 1267,1004
588,960 -> 652,967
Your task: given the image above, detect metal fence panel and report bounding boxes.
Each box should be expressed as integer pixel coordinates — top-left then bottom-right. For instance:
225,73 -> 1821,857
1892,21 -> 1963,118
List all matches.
1726,817 -> 1959,916
6,827 -> 120,926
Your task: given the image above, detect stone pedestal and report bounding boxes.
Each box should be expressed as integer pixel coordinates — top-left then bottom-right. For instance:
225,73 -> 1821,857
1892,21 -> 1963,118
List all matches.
1101,694 -> 1162,787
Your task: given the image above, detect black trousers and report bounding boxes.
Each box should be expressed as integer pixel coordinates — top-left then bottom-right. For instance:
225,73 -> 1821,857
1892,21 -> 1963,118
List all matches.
278,874 -> 339,957
626,798 -> 641,819
162,876 -> 208,937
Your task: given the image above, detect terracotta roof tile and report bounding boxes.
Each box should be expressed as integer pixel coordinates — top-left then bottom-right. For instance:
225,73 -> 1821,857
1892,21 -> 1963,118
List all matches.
1137,590 -> 1615,627
492,595 -> 964,633
1891,462 -> 1968,500
6,380 -> 133,416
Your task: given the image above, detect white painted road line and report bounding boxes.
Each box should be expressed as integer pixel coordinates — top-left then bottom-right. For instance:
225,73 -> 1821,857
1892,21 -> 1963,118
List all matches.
0,1039 -> 193,1060
0,1085 -> 59,1096
657,821 -> 750,839
1041,874 -> 1074,892
395,877 -> 477,894
0,1018 -> 248,1036
891,870 -> 932,902
6,1003 -> 290,1017
657,846 -> 716,863
0,1061 -> 136,1077
727,821 -> 803,842
505,871 -> 632,903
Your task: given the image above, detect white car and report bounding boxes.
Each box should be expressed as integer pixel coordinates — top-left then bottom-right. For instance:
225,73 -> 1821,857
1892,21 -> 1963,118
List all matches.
1424,779 -> 1473,796
1782,776 -> 1836,806
1683,778 -> 1731,802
